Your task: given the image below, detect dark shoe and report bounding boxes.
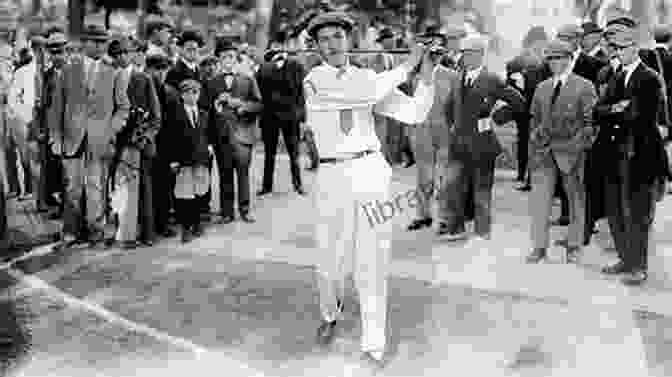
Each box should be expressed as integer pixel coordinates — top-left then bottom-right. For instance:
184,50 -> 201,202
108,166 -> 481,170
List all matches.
306,165 -> 318,171
215,215 -> 235,224
200,213 -> 211,222
316,320 -> 337,345
525,248 -> 547,263
181,228 -> 194,243
192,224 -> 204,237
257,188 -> 272,197
295,186 -> 307,196
551,217 -> 570,226
437,224 -> 467,240
240,213 -> 256,223
159,228 -> 177,238
407,218 -> 433,231
121,240 -> 139,250
139,239 -> 154,247
554,239 -> 569,248
566,246 -> 581,263
602,260 -> 630,275
361,350 -> 387,370
621,270 -> 648,286
515,183 -> 531,192
403,159 -> 416,168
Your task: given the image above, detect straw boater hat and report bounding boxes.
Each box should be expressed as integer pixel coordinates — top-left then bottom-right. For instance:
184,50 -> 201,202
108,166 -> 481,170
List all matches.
45,32 -> 68,53
81,24 -> 109,42
605,22 -> 637,47
306,11 -> 355,40
177,28 -> 205,47
556,24 -> 583,41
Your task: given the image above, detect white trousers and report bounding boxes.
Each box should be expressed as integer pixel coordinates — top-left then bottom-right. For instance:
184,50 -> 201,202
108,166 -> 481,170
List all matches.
313,151 -> 393,353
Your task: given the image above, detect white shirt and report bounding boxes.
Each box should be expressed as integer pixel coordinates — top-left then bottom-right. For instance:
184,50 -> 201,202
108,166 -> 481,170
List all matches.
304,62 -> 435,158
554,69 -> 570,88
623,58 -> 641,87
184,104 -> 198,126
8,60 -> 36,123
465,65 -> 483,86
182,59 -> 198,72
147,42 -> 165,56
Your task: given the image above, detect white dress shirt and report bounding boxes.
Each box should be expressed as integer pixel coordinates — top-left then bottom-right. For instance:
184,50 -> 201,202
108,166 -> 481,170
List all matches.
623,58 -> 641,87
8,60 -> 36,123
147,42 -> 165,56
304,62 -> 435,158
184,104 -> 198,127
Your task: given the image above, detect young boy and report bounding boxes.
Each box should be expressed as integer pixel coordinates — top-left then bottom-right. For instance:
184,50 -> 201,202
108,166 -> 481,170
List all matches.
169,79 -> 210,243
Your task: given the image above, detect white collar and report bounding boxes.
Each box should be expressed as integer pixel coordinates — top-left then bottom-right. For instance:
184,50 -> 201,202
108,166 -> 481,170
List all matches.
322,59 -> 351,73
654,43 -> 669,50
587,45 -> 602,57
623,57 -> 641,75
554,71 -> 570,86
182,59 -> 198,71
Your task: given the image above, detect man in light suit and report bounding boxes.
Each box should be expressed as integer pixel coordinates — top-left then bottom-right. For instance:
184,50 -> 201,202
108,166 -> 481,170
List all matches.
406,26 -> 464,233
526,40 -> 597,264
50,28 -> 131,249
442,34 -> 526,241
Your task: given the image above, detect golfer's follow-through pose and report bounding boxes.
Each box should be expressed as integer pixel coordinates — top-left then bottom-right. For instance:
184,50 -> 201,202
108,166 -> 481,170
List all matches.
303,12 -> 436,364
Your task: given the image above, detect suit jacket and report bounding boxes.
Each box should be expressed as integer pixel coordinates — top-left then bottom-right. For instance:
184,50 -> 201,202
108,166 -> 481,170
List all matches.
594,62 -> 669,186
201,72 -> 263,146
255,57 -> 306,123
423,65 -> 458,147
49,55 -> 130,159
529,73 -> 597,174
165,59 -> 200,93
167,103 -> 210,167
445,67 -> 526,163
124,69 -> 162,156
573,52 -> 605,85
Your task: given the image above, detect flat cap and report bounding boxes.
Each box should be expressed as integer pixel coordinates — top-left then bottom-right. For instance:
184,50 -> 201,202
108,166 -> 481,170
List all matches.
653,24 -> 672,43
45,32 -> 68,50
81,24 -> 109,41
306,11 -> 355,39
177,29 -> 205,47
460,34 -> 489,52
543,39 -> 574,58
214,37 -> 237,56
200,56 -> 219,67
556,24 -> 583,40
581,22 -> 603,35
107,38 -> 131,57
145,54 -> 172,70
179,79 -> 201,93
605,24 -> 637,47
376,27 -> 394,43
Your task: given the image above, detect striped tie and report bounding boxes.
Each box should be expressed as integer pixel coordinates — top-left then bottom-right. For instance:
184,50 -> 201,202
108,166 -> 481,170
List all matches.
337,67 -> 353,135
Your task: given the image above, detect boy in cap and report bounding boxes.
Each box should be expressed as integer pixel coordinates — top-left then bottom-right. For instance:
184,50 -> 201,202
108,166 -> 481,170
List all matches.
168,79 -> 209,243
303,11 -> 435,365
595,21 -> 669,286
526,39 -> 597,264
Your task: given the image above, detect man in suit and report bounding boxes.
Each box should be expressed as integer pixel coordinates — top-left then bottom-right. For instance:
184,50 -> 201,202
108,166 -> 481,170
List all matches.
581,22 -> 607,62
406,27 -> 463,233
256,32 -> 307,197
441,34 -> 525,241
49,27 -> 131,249
556,23 -> 606,243
168,79 -> 210,243
202,39 -> 263,224
165,29 -> 204,92
596,21 -> 669,286
109,38 -> 162,249
525,40 -> 598,264
146,54 -> 178,238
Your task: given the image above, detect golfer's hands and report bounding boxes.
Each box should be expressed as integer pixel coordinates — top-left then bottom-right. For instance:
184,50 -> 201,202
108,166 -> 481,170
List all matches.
170,162 -> 180,172
611,100 -> 631,113
402,43 -> 427,73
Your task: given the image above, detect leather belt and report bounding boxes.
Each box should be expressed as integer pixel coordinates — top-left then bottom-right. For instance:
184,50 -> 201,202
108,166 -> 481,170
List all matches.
319,150 -> 376,164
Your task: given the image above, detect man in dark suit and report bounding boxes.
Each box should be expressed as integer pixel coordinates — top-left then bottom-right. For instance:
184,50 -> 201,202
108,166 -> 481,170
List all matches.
442,34 -> 525,241
109,38 -> 162,248
526,40 -> 597,264
201,40 -> 263,224
256,32 -> 307,196
165,29 -> 204,93
595,21 -> 669,286
146,54 -> 178,238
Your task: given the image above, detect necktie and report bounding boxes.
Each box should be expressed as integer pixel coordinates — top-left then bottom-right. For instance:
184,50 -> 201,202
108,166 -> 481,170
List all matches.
336,66 -> 353,134
191,108 -> 198,128
551,80 -> 562,107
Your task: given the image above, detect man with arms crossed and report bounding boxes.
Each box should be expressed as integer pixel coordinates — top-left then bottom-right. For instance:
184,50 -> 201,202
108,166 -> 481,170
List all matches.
303,12 -> 435,366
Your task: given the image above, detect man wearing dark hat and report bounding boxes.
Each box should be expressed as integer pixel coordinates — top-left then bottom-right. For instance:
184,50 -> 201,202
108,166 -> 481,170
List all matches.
109,38 -> 162,248
145,16 -> 173,57
201,38 -> 262,224
526,39 -> 597,264
145,54 -> 179,238
49,28 -> 131,250
81,24 -> 109,61
303,11 -> 435,365
256,31 -> 309,197
595,21 -> 669,286
165,29 -> 205,91
581,22 -> 607,61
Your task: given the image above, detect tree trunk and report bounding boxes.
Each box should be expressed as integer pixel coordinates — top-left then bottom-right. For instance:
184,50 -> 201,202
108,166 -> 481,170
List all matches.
68,0 -> 85,37
0,179 -> 6,249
